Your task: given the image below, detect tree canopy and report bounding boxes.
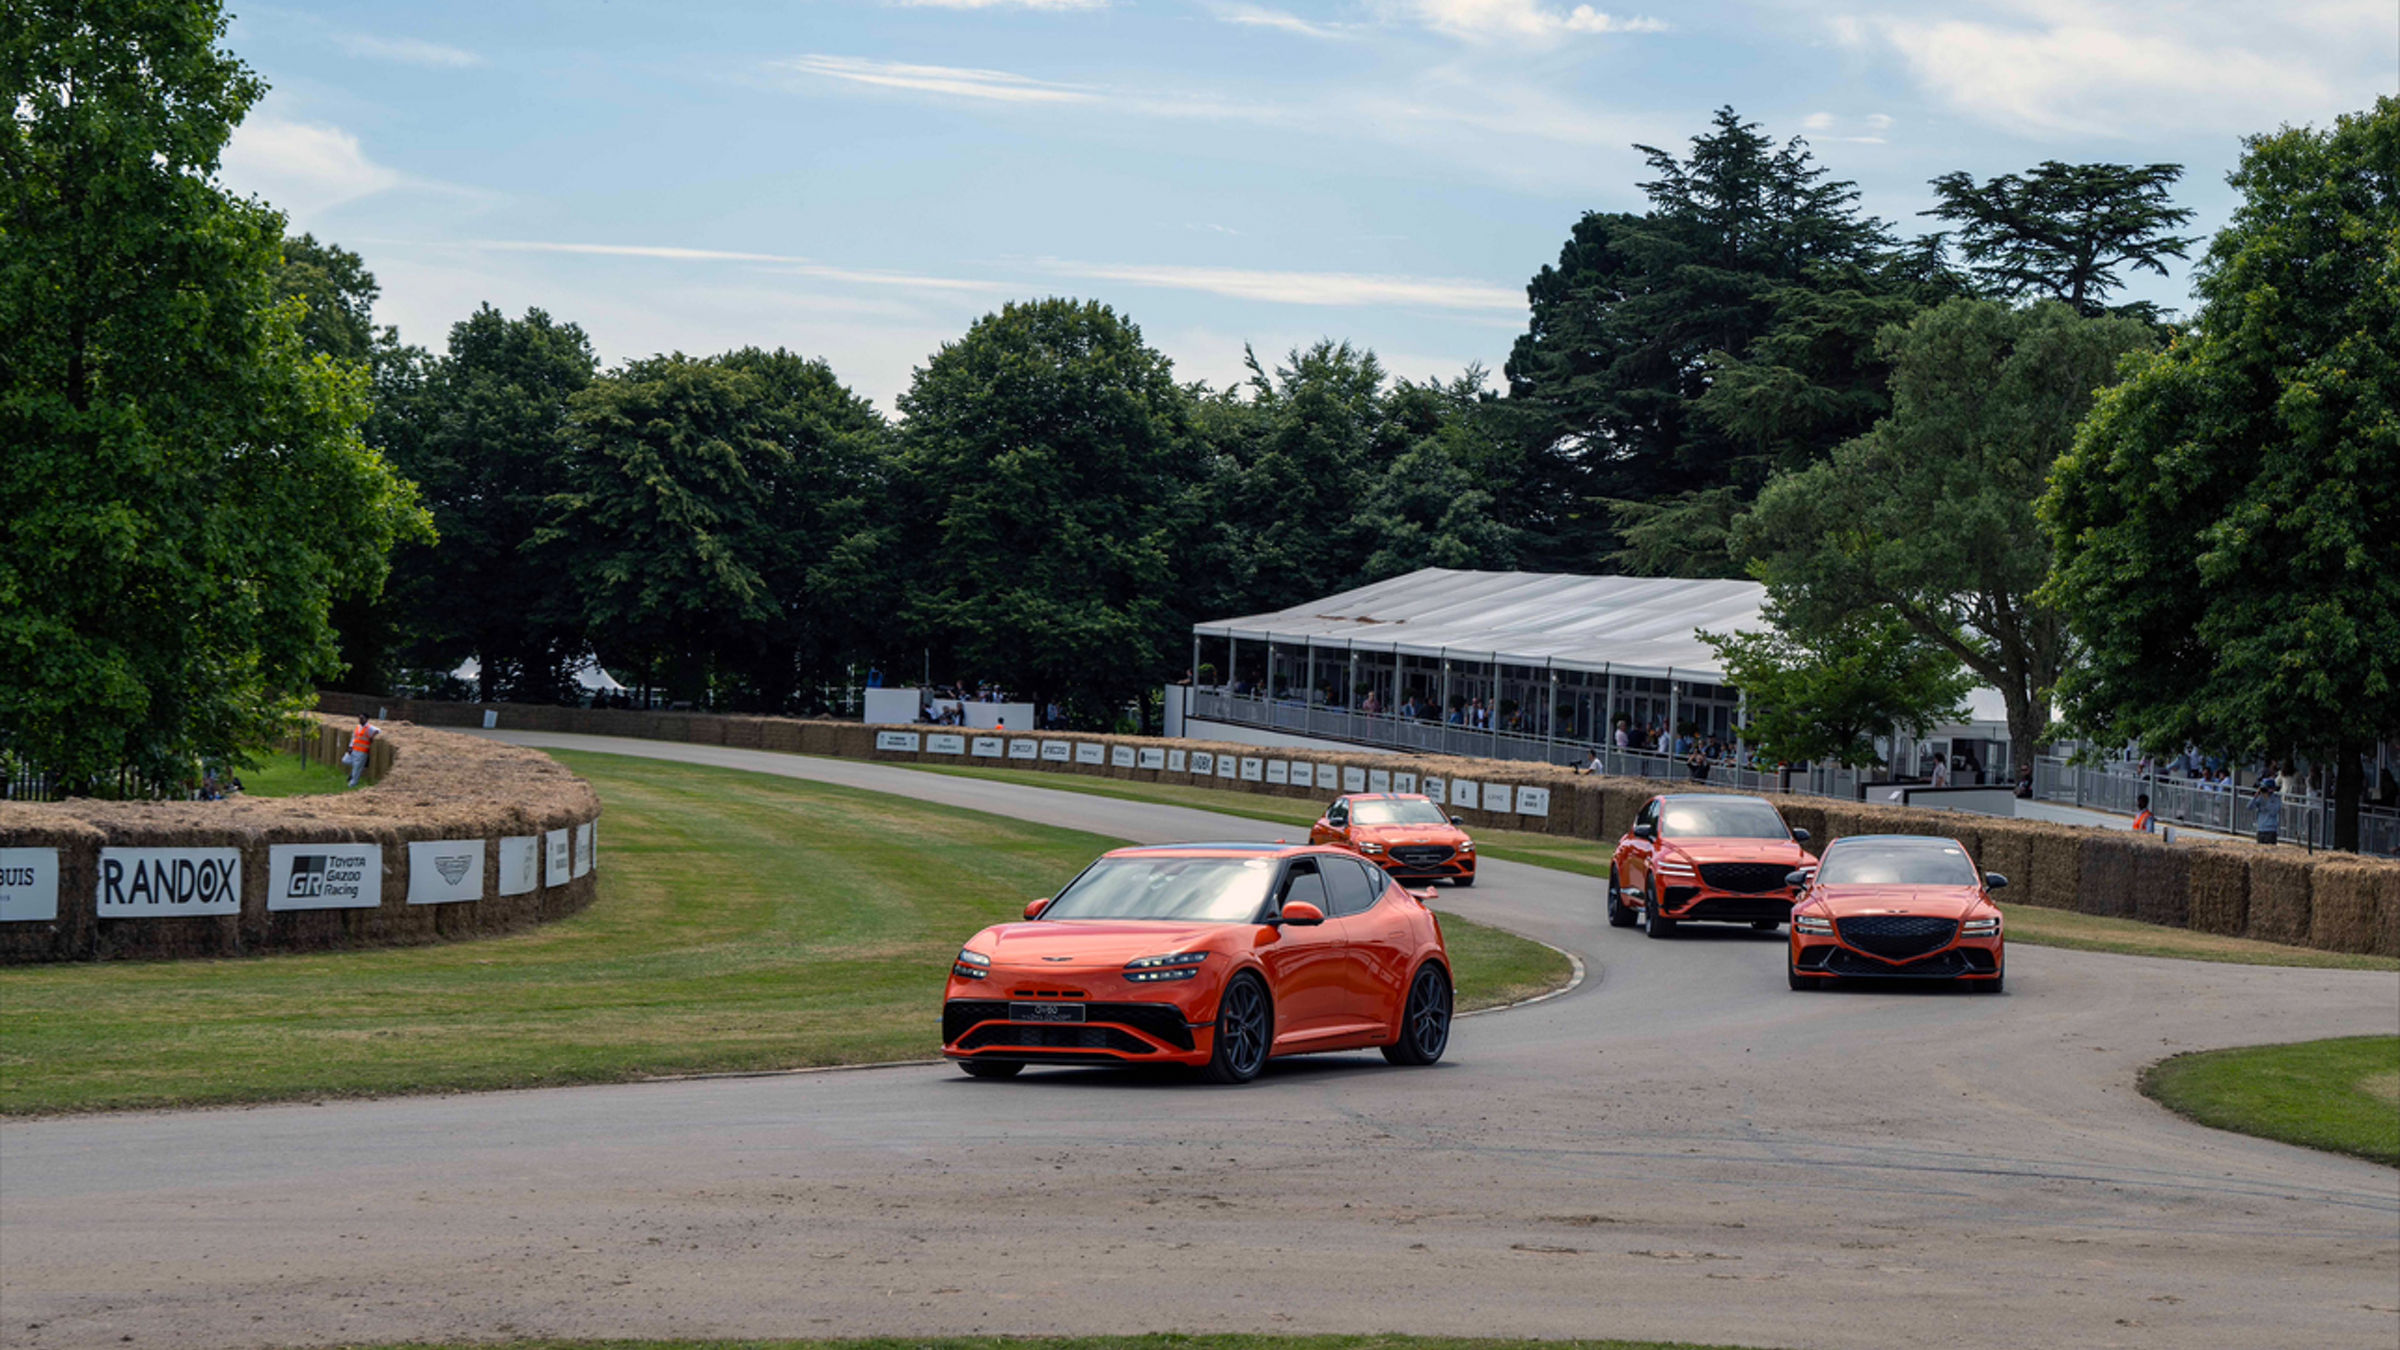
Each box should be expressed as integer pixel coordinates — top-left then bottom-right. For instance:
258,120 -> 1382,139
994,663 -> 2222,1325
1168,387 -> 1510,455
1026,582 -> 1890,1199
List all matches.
1925,162 -> 2199,318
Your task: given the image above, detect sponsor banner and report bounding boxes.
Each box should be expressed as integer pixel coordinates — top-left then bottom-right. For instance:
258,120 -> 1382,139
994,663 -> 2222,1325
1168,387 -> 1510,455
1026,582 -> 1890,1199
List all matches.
546,829 -> 571,887
1111,745 -> 1136,768
1515,786 -> 1552,818
268,843 -> 382,911
407,840 -> 486,905
926,732 -> 966,756
1423,776 -> 1446,805
1368,769 -> 1391,793
498,836 -> 540,896
1343,766 -> 1367,792
1041,740 -> 1073,762
1138,747 -> 1166,770
874,730 -> 921,752
971,736 -> 1004,758
1315,764 -> 1339,790
1191,751 -> 1214,775
1009,739 -> 1040,760
0,848 -> 60,923
574,821 -> 595,877
1394,771 -> 1417,794
1266,760 -> 1289,786
1216,754 -> 1237,779
1076,742 -> 1106,765
96,847 -> 242,917
1453,781 -> 1480,811
1240,757 -> 1264,782
1167,750 -> 1187,772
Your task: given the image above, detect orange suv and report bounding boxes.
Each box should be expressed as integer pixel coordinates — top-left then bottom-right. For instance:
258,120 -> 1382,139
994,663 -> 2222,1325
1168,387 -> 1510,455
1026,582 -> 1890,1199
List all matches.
1607,793 -> 1814,937
1311,792 -> 1476,887
1787,834 -> 2006,992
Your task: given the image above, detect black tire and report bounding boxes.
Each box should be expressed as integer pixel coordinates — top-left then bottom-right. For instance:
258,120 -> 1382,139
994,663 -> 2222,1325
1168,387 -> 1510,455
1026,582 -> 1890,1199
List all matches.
1751,919 -> 1782,931
1975,971 -> 2005,994
959,1059 -> 1023,1079
1201,972 -> 1272,1084
1788,967 -> 1823,991
1644,891 -> 1677,938
1605,870 -> 1637,928
1450,873 -> 1476,888
1381,962 -> 1453,1066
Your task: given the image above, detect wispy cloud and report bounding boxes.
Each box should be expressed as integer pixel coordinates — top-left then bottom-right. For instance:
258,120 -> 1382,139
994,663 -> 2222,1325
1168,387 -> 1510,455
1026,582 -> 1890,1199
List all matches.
886,0 -> 1109,8
221,116 -> 405,219
1211,4 -> 1357,40
419,239 -> 1004,294
775,54 -> 1098,103
1041,260 -> 1524,311
1399,0 -> 1667,44
334,33 -> 483,68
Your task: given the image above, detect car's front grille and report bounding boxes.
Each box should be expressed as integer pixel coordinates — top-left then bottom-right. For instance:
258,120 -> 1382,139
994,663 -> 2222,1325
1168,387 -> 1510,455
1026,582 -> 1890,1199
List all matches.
1825,947 -> 1970,978
956,1023 -> 1156,1054
1699,862 -> 1795,894
1390,845 -> 1453,868
1683,895 -> 1794,922
1834,915 -> 1959,961
942,999 -> 1193,1051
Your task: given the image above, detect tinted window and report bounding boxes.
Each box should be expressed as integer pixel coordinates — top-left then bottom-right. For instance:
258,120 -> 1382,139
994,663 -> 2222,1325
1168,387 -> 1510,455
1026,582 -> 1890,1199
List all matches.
1352,798 -> 1449,826
1658,798 -> 1790,840
1278,860 -> 1331,915
1327,798 -> 1349,822
1323,857 -> 1379,917
1042,857 -> 1277,922
1817,840 -> 1979,887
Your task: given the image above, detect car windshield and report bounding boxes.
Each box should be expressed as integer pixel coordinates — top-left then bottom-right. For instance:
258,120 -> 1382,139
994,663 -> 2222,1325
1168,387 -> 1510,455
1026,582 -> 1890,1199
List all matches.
1657,798 -> 1790,840
1039,856 -> 1278,923
1817,841 -> 1979,887
1352,799 -> 1448,826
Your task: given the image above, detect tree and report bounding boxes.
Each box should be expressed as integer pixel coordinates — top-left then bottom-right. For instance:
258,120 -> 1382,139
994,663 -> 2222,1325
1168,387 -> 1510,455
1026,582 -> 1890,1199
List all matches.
2041,99 -> 2399,851
272,232 -> 381,365
1353,371 -> 1526,580
0,0 -> 426,787
1703,611 -> 1972,768
1925,162 -> 2199,318
890,299 -> 1200,724
1737,299 -> 2156,761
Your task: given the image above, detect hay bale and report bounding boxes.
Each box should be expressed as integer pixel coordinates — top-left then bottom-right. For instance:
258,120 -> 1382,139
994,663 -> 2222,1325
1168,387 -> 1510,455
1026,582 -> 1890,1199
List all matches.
2183,843 -> 2249,934
2128,837 -> 2191,928
2023,824 -> 2085,912
1975,821 -> 2036,902
2243,851 -> 2314,945
723,718 -> 765,750
2075,833 -> 2140,919
2307,861 -> 2389,954
1569,781 -> 1604,839
1774,798 -> 1828,850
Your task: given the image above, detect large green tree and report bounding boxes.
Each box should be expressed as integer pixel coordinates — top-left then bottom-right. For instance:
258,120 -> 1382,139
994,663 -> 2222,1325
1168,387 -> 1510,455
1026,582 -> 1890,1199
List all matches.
1703,610 -> 1973,769
2042,99 -> 2399,850
1738,299 -> 2156,759
1925,162 -> 2199,318
0,0 -> 425,786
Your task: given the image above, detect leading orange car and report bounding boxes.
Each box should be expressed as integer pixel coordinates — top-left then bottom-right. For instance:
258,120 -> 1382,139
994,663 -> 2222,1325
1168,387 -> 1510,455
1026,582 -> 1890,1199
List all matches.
1608,793 -> 1816,936
942,841 -> 1455,1083
1787,834 -> 2007,992
1310,792 -> 1476,886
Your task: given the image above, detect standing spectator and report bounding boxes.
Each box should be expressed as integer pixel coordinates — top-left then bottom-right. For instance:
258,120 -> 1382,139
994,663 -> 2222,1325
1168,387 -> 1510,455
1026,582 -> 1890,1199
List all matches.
1614,720 -> 1630,751
2252,765 -> 2283,845
2014,763 -> 2034,799
1929,754 -> 1952,789
1685,744 -> 1710,782
2132,793 -> 2155,832
345,714 -> 379,788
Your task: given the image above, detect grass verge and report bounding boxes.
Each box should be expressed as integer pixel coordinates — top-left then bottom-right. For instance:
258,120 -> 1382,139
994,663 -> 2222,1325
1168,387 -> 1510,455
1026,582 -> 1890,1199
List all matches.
342,1338 -> 1756,1350
2141,1036 -> 2400,1166
0,751 -> 1568,1116
234,748 -> 351,797
899,763 -> 2399,971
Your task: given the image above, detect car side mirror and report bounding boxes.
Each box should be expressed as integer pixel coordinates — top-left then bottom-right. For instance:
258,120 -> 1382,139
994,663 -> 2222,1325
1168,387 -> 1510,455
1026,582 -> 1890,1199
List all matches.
1785,869 -> 1814,889
1408,887 -> 1438,906
1276,900 -> 1326,926
1790,827 -> 1811,843
1024,897 -> 1051,920
1449,815 -> 1463,826
1633,823 -> 1656,840
1984,872 -> 2008,890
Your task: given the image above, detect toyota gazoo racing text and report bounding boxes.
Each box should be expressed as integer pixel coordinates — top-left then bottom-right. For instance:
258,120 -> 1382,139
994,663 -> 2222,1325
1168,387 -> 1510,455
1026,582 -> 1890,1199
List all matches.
1310,792 -> 1476,886
942,841 -> 1454,1083
1608,793 -> 1816,936
1787,834 -> 2008,992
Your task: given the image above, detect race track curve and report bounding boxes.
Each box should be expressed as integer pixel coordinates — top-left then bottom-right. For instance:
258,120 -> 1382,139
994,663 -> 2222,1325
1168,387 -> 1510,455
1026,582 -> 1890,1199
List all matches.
3,730 -> 2395,1350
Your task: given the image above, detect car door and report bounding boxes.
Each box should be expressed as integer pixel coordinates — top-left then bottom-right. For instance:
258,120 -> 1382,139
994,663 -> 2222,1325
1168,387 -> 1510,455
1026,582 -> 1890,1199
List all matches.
1621,798 -> 1659,899
1325,856 -> 1409,1026
1255,859 -> 1352,1044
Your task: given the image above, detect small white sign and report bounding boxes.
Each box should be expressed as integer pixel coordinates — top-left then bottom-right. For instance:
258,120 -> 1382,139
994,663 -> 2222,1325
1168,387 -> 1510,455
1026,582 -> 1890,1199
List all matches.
1076,742 -> 1106,765
1241,757 -> 1264,782
1168,749 -> 1187,772
1515,786 -> 1551,818
1315,764 -> 1339,790
1041,740 -> 1073,762
407,839 -> 485,905
1111,745 -> 1136,768
1423,776 -> 1445,804
482,709 -> 499,729
268,842 -> 383,911
96,847 -> 241,917
971,736 -> 1004,758
1343,766 -> 1367,792
1137,747 -> 1166,770
498,836 -> 540,896
927,733 -> 966,756
1266,759 -> 1290,785
574,821 -> 595,876
1009,739 -> 1040,760
1192,751 -> 1214,775
1454,781 -> 1480,810
0,848 -> 60,923
546,829 -> 571,886
875,730 -> 921,752
1216,754 -> 1237,779
1395,771 -> 1418,794
1369,769 -> 1392,793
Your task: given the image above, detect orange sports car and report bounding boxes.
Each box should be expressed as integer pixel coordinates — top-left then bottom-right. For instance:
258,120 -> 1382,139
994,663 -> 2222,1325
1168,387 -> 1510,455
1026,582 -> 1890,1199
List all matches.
1786,834 -> 2006,992
1310,792 -> 1476,886
942,842 -> 1455,1083
1607,792 -> 1816,936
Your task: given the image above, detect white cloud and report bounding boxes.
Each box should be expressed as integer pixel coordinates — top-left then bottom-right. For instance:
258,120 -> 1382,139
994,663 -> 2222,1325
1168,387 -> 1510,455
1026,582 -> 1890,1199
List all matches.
1401,0 -> 1667,44
1041,260 -> 1524,312
775,55 -> 1098,103
411,239 -> 1005,294
334,34 -> 483,68
220,116 -> 404,220
1212,4 -> 1356,39
886,0 -> 1109,9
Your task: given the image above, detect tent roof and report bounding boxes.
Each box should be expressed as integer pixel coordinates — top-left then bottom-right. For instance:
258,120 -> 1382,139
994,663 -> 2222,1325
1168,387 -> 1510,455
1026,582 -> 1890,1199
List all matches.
1194,568 -> 1770,682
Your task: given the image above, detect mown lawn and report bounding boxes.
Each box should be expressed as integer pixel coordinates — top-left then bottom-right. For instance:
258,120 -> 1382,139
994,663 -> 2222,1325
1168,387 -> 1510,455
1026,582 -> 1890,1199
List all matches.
2142,1036 -> 2400,1166
0,752 -> 1568,1115
361,1338 -> 1756,1350
234,748 -> 351,797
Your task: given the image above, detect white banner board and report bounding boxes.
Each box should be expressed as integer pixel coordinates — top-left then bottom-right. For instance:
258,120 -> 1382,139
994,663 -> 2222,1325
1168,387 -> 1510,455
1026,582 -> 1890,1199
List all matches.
1138,747 -> 1166,770
1041,740 -> 1072,761
1076,742 -> 1106,765
546,829 -> 571,886
1515,786 -> 1551,818
498,836 -> 540,896
268,842 -> 382,911
971,736 -> 1004,758
1266,760 -> 1289,785
408,839 -> 486,905
1168,749 -> 1187,772
1343,766 -> 1367,792
1217,754 -> 1237,779
1111,745 -> 1136,768
1423,777 -> 1445,804
1454,781 -> 1480,810
1395,771 -> 1418,794
97,847 -> 241,917
1191,751 -> 1214,775
574,821 -> 595,876
926,733 -> 966,756
1009,739 -> 1040,760
1241,757 -> 1264,782
875,731 -> 920,752
1315,764 -> 1339,790
1368,769 -> 1391,793
0,848 -> 60,923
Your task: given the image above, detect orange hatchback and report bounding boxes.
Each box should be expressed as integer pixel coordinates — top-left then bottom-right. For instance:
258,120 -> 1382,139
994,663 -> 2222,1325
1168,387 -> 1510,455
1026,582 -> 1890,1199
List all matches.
1311,793 -> 1476,887
942,842 -> 1455,1083
1608,793 -> 1816,936
1787,835 -> 2006,992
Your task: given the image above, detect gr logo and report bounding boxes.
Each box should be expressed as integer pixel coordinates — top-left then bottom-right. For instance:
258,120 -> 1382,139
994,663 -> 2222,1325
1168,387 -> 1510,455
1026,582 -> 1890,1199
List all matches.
285,854 -> 331,899
267,844 -> 382,912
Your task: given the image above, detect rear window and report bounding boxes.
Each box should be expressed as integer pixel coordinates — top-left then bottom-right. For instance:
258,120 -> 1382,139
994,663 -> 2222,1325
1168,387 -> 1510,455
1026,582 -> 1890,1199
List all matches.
1658,798 -> 1790,840
1041,856 -> 1277,922
1817,841 -> 1979,887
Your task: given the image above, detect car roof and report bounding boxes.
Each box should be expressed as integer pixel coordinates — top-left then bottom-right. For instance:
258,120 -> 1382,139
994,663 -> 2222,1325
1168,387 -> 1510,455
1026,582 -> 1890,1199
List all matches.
1658,792 -> 1775,804
1823,834 -> 1965,848
1339,792 -> 1430,802
1105,841 -> 1323,858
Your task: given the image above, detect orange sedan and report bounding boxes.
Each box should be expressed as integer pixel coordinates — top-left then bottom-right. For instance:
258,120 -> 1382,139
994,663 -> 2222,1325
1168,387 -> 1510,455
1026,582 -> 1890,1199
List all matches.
1608,793 -> 1816,936
1787,835 -> 2007,992
942,842 -> 1455,1083
1311,793 -> 1477,887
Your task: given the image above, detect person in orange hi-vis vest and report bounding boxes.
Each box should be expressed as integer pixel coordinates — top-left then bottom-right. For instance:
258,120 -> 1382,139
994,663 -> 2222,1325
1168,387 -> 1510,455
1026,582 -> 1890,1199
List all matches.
346,714 -> 380,788
2131,793 -> 2155,833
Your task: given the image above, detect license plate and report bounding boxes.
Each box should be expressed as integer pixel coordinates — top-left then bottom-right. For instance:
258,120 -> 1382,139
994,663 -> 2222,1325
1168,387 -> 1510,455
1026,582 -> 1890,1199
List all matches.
1012,1002 -> 1085,1023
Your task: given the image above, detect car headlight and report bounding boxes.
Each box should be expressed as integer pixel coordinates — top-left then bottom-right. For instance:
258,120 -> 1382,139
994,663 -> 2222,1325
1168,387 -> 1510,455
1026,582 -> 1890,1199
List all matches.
1655,858 -> 1696,877
1794,914 -> 1834,935
1358,841 -> 1385,854
952,948 -> 991,979
1456,841 -> 1473,853
1961,917 -> 2001,936
1125,951 -> 1208,982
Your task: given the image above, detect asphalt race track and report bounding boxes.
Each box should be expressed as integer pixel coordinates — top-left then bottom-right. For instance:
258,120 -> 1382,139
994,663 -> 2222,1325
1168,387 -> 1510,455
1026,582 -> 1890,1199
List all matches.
5,732 -> 2396,1350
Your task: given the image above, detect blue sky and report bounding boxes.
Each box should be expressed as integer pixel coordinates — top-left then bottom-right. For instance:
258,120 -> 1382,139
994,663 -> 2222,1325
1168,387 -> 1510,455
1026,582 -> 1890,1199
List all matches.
218,0 -> 2397,411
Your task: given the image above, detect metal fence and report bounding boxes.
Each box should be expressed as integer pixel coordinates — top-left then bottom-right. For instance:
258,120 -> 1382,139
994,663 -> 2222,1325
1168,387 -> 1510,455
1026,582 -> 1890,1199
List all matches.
2034,758 -> 2400,855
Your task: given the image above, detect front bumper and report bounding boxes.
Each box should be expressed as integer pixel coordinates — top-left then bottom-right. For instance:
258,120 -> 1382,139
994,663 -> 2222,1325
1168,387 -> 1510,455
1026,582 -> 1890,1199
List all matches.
1654,881 -> 1797,923
1365,846 -> 1475,881
1791,936 -> 2003,980
941,991 -> 1214,1066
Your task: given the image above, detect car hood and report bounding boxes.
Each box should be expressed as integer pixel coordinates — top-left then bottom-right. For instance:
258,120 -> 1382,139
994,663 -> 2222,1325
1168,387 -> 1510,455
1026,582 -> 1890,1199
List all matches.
1806,884 -> 1988,920
1657,837 -> 1811,864
1354,823 -> 1468,845
975,919 -> 1235,969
